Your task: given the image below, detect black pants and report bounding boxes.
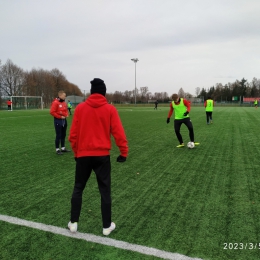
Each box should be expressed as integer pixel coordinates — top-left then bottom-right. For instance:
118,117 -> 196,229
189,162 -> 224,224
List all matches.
70,156 -> 112,228
174,118 -> 194,144
54,118 -> 67,149
8,105 -> 11,110
68,108 -> 72,115
206,112 -> 213,123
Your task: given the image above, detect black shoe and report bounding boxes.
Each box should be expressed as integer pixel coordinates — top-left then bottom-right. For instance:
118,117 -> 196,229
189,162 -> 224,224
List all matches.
61,148 -> 71,152
56,150 -> 63,155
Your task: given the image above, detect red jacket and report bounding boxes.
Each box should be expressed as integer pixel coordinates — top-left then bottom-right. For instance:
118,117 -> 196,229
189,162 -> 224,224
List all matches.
7,100 -> 12,105
68,94 -> 128,158
167,98 -> 190,118
50,98 -> 69,118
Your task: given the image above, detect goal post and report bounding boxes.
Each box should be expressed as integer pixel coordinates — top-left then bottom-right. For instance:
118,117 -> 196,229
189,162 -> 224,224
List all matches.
1,96 -> 43,110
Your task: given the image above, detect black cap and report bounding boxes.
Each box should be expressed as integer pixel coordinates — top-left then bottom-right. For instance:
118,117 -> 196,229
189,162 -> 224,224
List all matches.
90,78 -> 106,96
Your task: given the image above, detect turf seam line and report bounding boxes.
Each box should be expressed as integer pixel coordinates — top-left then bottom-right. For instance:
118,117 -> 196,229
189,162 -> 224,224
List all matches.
0,214 -> 203,260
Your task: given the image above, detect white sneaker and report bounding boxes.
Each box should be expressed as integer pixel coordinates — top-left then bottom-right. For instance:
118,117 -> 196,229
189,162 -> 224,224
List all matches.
103,222 -> 116,236
68,221 -> 78,233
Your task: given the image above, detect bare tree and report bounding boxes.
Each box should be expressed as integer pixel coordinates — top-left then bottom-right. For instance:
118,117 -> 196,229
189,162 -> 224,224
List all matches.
161,92 -> 169,102
195,87 -> 200,97
140,86 -> 149,102
153,92 -> 162,101
23,68 -> 82,106
105,93 -> 113,103
0,59 -> 2,96
178,88 -> 185,98
123,90 -> 132,103
112,91 -> 123,103
67,82 -> 82,96
250,77 -> 260,97
184,92 -> 193,99
24,68 -> 47,96
0,59 -> 24,96
146,91 -> 152,102
134,88 -> 140,102
49,68 -> 68,96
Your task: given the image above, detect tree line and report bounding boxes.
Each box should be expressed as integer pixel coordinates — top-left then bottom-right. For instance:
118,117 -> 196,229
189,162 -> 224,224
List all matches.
195,78 -> 260,102
105,87 -> 171,104
106,87 -> 196,104
0,59 -> 82,107
0,59 -> 174,105
1,59 -> 259,106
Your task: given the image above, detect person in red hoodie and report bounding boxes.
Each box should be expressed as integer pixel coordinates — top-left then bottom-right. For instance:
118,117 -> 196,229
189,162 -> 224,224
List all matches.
7,99 -> 12,111
68,78 -> 128,236
50,90 -> 70,155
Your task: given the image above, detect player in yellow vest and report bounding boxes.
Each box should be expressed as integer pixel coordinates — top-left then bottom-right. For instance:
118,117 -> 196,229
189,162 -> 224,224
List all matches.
254,99 -> 258,109
166,94 -> 199,148
204,97 -> 214,124
68,100 -> 72,115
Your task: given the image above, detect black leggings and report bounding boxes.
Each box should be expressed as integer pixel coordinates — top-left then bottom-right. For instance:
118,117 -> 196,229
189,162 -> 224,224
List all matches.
174,118 -> 194,144
70,156 -> 112,228
54,119 -> 67,148
206,112 -> 213,123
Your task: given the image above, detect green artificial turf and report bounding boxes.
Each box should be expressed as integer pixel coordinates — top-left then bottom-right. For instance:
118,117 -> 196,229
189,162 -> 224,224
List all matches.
1,106 -> 260,260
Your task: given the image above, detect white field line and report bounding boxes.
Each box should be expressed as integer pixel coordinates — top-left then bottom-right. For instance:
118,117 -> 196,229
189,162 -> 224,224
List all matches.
0,115 -> 49,119
117,109 -> 165,112
0,214 -> 203,260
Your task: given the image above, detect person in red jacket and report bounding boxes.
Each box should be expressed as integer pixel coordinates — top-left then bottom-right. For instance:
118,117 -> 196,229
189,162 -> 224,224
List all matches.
50,91 -> 70,155
68,78 -> 128,236
7,99 -> 12,111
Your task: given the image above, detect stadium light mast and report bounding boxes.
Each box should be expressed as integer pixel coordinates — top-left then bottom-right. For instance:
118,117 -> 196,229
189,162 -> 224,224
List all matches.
131,58 -> 139,106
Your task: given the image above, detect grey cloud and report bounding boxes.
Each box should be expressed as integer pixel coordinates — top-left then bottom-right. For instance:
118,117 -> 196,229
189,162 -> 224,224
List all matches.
1,0 -> 260,94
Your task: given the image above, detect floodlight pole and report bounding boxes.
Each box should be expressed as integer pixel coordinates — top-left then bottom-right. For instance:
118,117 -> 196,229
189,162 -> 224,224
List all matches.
131,58 -> 139,106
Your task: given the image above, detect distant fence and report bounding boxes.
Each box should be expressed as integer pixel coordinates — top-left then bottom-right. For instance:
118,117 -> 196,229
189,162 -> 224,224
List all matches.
113,102 -> 257,108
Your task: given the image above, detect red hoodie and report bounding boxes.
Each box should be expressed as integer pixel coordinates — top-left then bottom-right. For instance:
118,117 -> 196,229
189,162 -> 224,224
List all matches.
50,98 -> 69,118
68,94 -> 128,158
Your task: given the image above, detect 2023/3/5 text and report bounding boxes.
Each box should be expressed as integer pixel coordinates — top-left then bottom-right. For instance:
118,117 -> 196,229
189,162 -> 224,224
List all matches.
224,243 -> 260,250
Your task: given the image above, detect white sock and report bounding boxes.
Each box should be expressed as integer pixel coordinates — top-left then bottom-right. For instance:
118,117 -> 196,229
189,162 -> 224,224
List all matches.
56,148 -> 60,151
61,147 -> 65,150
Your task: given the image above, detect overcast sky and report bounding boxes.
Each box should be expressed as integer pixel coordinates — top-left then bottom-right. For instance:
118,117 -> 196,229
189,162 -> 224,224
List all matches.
1,0 -> 260,95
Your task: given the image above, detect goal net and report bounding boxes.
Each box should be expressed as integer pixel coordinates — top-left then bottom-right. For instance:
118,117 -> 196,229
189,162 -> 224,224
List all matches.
1,96 -> 43,110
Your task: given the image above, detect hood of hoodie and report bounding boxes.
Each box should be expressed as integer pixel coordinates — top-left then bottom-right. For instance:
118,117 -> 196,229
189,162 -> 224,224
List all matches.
85,93 -> 108,108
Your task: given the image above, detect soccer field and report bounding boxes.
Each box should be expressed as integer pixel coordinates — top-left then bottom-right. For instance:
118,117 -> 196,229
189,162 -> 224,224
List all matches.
1,106 -> 260,260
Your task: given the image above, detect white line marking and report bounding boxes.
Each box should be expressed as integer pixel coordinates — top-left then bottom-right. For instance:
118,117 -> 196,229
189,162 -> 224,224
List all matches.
0,115 -> 49,119
0,214 -> 203,260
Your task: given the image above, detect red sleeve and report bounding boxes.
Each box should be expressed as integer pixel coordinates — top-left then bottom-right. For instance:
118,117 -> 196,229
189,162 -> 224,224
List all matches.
183,99 -> 190,112
204,101 -> 207,107
110,107 -> 128,157
68,107 -> 79,157
64,103 -> 69,117
50,101 -> 62,118
167,103 -> 173,118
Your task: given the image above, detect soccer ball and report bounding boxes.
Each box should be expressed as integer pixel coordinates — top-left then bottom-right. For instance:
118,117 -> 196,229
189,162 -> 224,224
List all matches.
187,142 -> 195,149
